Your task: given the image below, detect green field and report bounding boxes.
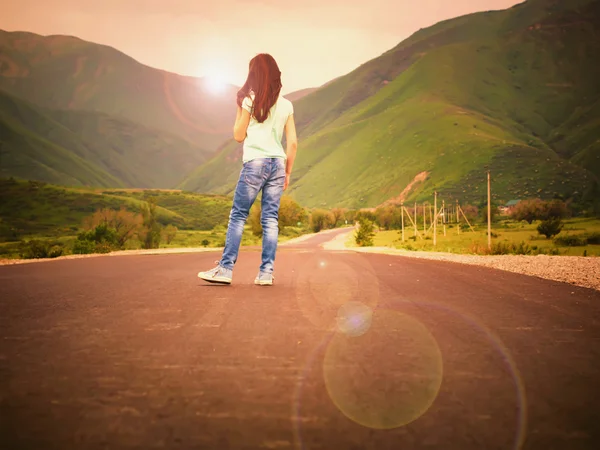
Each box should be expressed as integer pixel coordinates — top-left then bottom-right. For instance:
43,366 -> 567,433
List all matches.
0,178 -> 312,259
354,218 -> 600,257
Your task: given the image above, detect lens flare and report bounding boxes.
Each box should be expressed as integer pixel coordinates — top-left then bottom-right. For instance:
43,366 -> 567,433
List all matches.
293,256 -> 380,330
323,310 -> 443,429
336,302 -> 373,337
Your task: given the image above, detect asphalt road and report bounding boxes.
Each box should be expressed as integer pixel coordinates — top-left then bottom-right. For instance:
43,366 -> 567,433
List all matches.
1,229 -> 600,450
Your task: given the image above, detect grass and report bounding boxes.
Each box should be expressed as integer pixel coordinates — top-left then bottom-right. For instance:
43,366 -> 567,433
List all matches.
351,218 -> 600,256
0,179 -> 232,254
182,0 -> 600,209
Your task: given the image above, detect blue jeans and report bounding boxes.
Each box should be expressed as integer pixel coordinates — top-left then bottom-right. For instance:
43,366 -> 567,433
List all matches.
219,158 -> 286,274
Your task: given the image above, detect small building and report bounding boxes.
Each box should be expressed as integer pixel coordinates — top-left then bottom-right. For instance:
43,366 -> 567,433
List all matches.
499,199 -> 521,215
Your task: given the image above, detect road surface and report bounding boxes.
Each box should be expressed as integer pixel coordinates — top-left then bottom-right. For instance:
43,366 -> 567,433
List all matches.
1,228 -> 599,449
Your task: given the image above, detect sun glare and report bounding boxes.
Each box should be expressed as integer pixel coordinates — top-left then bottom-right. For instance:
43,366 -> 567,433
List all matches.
201,62 -> 234,95
204,75 -> 227,95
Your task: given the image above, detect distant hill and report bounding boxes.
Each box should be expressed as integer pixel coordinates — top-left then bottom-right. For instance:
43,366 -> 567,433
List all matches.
0,90 -> 212,188
180,0 -> 600,209
285,88 -> 318,102
0,30 -> 237,151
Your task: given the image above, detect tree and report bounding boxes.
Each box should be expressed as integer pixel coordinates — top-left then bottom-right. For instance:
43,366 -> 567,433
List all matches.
140,199 -> 162,249
355,218 -> 375,246
83,207 -> 142,248
331,208 -> 346,227
375,206 -> 403,230
537,217 -> 563,239
248,196 -> 307,237
310,209 -> 335,232
478,200 -> 500,223
510,199 -> 544,224
511,199 -> 570,224
162,225 -> 178,244
248,204 -> 263,236
545,199 -> 570,219
279,196 -> 307,228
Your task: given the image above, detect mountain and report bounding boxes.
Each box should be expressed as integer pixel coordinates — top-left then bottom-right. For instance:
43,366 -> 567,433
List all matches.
0,90 -> 211,188
0,30 -> 237,151
180,0 -> 600,209
284,88 -> 319,102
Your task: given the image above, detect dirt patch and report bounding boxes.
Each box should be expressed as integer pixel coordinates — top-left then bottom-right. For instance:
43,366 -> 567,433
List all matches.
380,171 -> 429,206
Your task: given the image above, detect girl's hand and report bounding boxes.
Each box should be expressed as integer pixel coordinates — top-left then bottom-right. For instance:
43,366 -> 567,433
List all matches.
284,173 -> 291,191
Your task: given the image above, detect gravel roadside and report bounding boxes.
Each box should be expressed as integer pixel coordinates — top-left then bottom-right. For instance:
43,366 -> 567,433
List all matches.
323,231 -> 600,291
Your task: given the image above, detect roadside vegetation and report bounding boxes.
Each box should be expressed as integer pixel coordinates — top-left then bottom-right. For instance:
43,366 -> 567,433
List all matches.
2,178 -> 599,260
348,198 -> 600,256
0,179 -> 338,260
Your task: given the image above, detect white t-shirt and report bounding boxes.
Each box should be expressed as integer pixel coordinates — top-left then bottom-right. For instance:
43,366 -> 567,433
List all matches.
241,94 -> 294,163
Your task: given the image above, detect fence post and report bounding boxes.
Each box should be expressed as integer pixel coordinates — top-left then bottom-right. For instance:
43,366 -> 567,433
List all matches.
487,171 -> 492,251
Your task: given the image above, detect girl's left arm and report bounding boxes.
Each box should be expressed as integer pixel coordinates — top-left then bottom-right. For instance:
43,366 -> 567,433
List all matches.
233,106 -> 251,143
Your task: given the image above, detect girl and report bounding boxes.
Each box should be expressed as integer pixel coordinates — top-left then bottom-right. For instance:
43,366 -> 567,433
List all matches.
198,54 -> 298,286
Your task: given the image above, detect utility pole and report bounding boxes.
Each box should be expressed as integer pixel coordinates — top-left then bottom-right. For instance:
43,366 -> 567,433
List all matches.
434,191 -> 437,247
487,170 -> 492,251
401,202 -> 405,242
443,200 -> 446,237
456,199 -> 460,234
414,202 -> 417,237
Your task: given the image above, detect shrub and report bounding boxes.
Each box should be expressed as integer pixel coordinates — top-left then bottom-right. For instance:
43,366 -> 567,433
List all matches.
491,241 -> 533,255
537,217 -> 563,239
201,239 -> 210,247
553,234 -> 587,247
585,232 -> 600,245
72,239 -> 96,255
20,240 -> 64,259
355,218 -> 375,247
73,223 -> 120,254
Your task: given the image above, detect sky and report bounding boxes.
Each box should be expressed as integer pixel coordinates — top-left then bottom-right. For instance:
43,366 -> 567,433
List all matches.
2,0 -> 521,94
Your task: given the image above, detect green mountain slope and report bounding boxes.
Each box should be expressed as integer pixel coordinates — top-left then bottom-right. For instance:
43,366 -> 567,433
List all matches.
0,30 -> 236,151
181,0 -> 600,208
0,90 -> 211,188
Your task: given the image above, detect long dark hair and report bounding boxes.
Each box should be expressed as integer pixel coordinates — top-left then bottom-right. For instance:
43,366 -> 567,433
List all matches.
236,54 -> 282,123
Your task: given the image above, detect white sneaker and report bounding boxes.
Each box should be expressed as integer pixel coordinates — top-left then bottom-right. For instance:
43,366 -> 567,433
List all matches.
254,272 -> 274,286
198,262 -> 233,285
